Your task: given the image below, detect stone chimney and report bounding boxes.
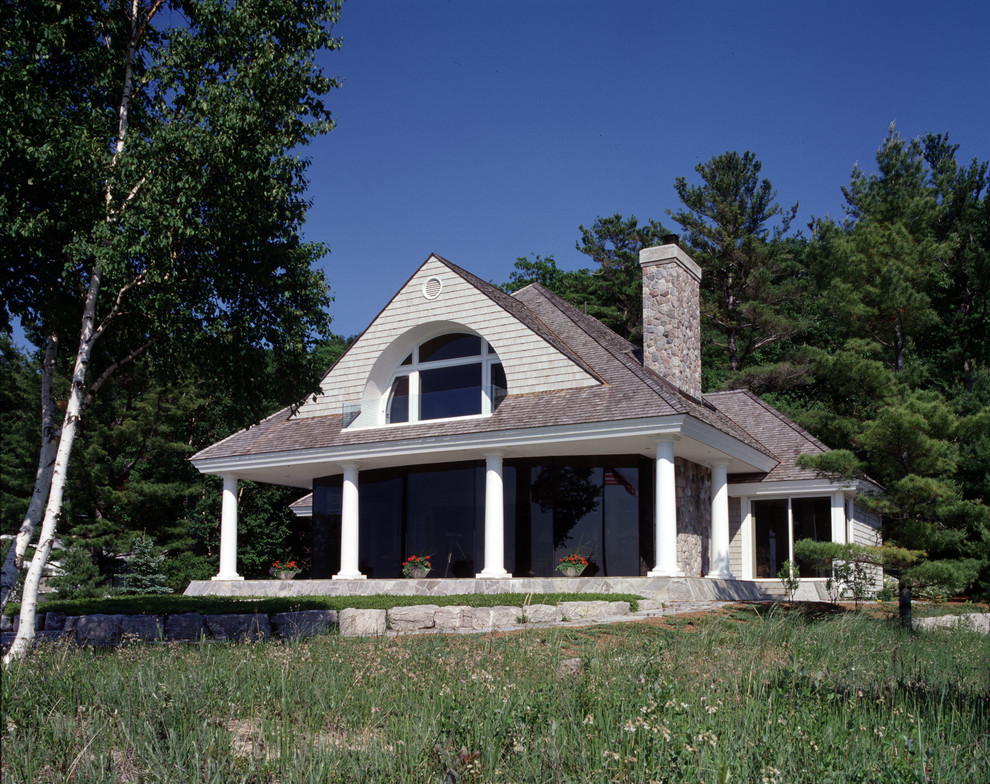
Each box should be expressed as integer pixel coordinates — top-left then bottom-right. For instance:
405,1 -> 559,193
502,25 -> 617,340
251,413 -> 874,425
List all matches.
640,236 -> 703,399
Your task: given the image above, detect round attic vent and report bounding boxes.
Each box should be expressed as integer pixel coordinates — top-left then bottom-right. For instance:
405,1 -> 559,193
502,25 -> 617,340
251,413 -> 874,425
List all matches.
422,276 -> 443,300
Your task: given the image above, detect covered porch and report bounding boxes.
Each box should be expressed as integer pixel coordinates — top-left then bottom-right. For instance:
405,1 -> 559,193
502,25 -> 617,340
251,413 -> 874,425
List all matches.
193,414 -> 780,586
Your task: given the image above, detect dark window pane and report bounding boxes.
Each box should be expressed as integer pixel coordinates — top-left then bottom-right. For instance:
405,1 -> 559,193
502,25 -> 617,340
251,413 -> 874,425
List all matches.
754,499 -> 788,579
603,468 -> 639,576
420,363 -> 482,419
419,333 -> 481,363
491,362 -> 507,409
386,375 -> 409,423
359,476 -> 403,578
793,496 -> 831,577
406,467 -> 478,577
400,353 -> 413,366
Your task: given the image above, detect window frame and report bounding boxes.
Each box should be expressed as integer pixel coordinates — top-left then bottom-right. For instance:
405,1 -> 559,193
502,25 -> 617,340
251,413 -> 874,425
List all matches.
383,334 -> 504,425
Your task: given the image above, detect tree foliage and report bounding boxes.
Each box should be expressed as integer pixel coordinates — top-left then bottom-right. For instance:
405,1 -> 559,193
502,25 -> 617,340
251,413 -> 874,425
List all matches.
0,0 -> 343,661
668,151 -> 806,382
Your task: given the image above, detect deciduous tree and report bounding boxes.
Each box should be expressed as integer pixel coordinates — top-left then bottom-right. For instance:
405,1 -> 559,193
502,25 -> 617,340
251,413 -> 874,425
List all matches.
1,0 -> 341,663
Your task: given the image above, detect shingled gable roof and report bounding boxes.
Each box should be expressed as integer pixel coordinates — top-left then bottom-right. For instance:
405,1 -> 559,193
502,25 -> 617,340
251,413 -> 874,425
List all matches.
191,259 -> 777,464
705,389 -> 831,482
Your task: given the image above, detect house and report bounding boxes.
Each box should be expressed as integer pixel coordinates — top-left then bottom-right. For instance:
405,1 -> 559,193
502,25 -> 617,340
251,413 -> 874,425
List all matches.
190,239 -> 880,588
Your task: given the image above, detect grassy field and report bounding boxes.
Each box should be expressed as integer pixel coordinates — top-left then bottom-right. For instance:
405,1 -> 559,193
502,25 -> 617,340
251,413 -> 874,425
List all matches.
2,604 -> 987,783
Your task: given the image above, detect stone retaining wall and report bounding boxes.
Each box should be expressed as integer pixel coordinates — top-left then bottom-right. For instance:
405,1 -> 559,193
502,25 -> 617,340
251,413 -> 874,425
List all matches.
1,609 -> 337,645
2,600 -> 641,644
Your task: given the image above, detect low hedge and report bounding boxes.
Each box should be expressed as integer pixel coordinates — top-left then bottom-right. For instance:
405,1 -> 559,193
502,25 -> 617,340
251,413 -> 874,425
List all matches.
5,592 -> 642,618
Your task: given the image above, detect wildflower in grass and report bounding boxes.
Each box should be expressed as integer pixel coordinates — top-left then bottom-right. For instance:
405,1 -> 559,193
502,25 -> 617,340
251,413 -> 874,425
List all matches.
695,731 -> 717,747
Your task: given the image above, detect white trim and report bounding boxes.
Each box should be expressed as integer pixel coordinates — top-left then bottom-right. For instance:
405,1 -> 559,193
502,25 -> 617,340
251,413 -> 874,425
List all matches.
727,478 -> 860,498
192,414 -> 779,477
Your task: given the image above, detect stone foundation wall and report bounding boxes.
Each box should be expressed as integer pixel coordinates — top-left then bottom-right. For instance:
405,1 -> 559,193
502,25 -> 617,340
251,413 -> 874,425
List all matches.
675,457 -> 711,577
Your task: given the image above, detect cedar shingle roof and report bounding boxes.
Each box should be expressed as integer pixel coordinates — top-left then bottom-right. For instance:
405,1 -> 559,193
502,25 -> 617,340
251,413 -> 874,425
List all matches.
192,260 -> 788,467
704,389 -> 829,482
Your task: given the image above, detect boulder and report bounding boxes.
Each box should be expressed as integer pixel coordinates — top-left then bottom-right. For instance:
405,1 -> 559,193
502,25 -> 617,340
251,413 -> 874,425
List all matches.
76,614 -> 123,645
0,614 -> 12,632
388,604 -> 439,632
338,608 -> 386,637
559,601 -> 611,620
433,606 -> 465,631
271,610 -> 337,638
463,605 -> 521,630
522,604 -> 562,624
165,612 -> 206,641
121,615 -> 164,641
44,611 -> 67,631
205,613 -> 271,642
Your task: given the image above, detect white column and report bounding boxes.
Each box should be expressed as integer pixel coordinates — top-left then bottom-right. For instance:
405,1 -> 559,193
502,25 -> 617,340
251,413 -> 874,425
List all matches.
333,463 -> 366,580
739,496 -> 753,579
707,460 -> 734,579
212,475 -> 244,581
845,497 -> 856,544
648,437 -> 683,577
477,453 -> 511,578
831,492 -> 848,544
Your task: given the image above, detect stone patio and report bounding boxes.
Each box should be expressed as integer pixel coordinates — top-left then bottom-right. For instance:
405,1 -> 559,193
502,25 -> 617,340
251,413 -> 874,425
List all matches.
185,575 -> 832,603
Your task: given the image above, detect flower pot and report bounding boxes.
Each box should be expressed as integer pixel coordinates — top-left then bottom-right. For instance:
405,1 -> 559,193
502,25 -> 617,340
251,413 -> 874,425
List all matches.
407,568 -> 430,579
276,571 -> 299,581
558,566 -> 585,578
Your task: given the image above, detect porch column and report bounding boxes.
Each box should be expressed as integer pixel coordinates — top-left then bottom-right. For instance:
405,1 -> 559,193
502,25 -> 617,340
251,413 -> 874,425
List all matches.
212,475 -> 244,581
831,492 -> 847,544
845,497 -> 855,544
333,463 -> 366,580
477,453 -> 511,578
648,437 -> 683,577
707,460 -> 735,579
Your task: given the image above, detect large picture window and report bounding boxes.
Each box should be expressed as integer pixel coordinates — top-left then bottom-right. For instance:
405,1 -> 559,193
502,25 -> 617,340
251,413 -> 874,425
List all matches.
385,333 -> 505,424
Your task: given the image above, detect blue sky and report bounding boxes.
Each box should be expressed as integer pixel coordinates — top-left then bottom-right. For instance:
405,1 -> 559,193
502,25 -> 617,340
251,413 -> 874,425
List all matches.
305,0 -> 990,338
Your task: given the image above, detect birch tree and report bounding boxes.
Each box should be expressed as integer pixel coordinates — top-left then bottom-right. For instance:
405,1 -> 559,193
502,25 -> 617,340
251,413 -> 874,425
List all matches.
1,0 -> 341,662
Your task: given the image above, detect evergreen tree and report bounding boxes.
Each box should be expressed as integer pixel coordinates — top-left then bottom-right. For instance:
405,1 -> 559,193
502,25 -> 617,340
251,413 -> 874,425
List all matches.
668,151 -> 806,385
121,534 -> 172,595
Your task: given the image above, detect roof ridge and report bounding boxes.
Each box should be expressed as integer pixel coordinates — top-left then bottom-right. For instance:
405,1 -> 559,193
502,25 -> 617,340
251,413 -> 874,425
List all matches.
522,284 -> 695,414
436,258 -> 606,384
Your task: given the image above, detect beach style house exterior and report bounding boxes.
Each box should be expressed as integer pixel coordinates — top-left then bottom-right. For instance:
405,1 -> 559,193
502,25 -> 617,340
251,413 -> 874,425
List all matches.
191,240 -> 880,586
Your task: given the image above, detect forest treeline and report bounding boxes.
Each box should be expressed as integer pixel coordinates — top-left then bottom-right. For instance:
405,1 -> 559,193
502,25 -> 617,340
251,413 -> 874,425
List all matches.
2,127 -> 988,595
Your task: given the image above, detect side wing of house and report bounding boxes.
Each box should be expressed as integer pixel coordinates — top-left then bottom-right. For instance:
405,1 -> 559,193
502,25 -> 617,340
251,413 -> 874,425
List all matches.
708,390 -> 882,580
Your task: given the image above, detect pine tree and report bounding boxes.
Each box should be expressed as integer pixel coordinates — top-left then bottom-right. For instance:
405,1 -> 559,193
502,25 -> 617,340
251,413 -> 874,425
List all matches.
121,534 -> 172,595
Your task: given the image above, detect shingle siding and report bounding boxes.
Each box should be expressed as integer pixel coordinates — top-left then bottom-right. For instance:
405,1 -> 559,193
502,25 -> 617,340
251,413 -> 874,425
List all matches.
853,503 -> 882,546
728,496 -> 743,577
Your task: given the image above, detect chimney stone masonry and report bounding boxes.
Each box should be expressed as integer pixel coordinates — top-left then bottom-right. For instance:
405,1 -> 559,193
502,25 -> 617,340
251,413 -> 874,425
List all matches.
640,238 -> 703,399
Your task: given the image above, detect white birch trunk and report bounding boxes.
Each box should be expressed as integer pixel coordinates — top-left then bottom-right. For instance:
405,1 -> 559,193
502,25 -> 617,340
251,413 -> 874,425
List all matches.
4,277 -> 104,664
0,337 -> 59,614
1,5 -> 142,665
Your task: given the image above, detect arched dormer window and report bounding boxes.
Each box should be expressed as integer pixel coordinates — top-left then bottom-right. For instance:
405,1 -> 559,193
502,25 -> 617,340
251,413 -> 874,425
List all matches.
385,333 -> 506,424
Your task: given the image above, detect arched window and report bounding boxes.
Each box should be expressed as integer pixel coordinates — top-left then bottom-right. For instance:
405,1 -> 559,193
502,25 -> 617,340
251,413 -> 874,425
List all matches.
385,333 -> 506,424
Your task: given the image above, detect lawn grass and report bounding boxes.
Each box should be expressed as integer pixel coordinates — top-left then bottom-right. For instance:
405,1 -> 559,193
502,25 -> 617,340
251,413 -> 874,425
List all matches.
3,604 -> 987,783
3,592 -> 643,619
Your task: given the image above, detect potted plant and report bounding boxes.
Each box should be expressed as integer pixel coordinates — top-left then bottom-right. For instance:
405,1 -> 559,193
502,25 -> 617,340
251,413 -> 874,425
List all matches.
402,555 -> 432,578
556,552 -> 588,577
269,559 -> 300,580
